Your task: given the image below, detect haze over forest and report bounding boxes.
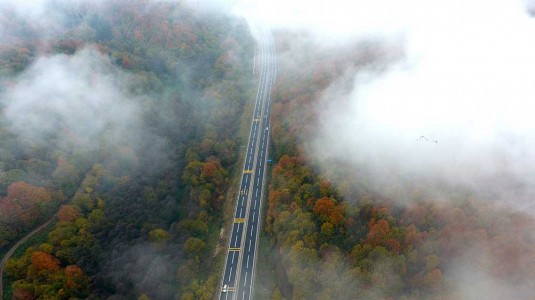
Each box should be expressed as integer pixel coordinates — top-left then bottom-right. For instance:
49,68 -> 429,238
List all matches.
1,0 -> 535,299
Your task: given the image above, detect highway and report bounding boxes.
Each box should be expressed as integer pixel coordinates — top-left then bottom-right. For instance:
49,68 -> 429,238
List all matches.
219,27 -> 276,300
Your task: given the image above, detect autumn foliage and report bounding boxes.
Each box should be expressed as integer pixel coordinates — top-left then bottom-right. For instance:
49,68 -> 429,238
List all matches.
31,251 -> 61,272
0,181 -> 54,247
264,31 -> 535,299
57,205 -> 81,222
312,197 -> 345,226
2,0 -> 252,298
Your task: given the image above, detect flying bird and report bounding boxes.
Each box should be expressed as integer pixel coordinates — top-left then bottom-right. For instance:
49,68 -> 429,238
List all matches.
416,136 -> 429,142
416,136 -> 438,144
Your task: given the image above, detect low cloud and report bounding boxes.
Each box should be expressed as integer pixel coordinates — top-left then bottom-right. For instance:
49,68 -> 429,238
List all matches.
310,0 -> 535,211
2,47 -> 141,153
244,0 -> 535,298
105,244 -> 179,299
0,0 -> 105,44
445,241 -> 535,300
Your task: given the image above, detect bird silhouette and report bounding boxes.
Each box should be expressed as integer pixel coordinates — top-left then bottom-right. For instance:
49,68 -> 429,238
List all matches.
416,136 -> 438,144
416,136 -> 429,142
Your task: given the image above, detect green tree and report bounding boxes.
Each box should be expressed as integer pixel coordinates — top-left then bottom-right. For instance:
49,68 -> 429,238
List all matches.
184,237 -> 206,256
149,228 -> 170,245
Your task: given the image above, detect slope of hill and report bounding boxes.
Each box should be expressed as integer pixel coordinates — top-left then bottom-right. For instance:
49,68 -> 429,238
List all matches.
0,1 -> 254,299
262,31 -> 535,300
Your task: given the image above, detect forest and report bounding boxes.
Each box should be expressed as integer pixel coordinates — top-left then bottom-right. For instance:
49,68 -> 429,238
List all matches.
0,1 -> 253,299
2,1 -> 535,300
262,31 -> 535,299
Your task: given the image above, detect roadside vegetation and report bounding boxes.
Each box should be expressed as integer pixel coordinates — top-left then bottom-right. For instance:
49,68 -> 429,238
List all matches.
0,1 -> 253,299
262,31 -> 535,299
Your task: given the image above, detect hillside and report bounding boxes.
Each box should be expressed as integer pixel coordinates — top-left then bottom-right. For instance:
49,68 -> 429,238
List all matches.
0,1 -> 253,299
261,31 -> 535,299
2,1 -> 535,300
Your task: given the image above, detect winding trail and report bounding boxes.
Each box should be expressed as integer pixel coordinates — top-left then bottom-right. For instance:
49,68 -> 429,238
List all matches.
0,216 -> 56,299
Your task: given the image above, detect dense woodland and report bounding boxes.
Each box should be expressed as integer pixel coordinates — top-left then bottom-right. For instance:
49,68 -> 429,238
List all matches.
2,1 -> 535,300
265,32 -> 535,299
1,1 -> 252,299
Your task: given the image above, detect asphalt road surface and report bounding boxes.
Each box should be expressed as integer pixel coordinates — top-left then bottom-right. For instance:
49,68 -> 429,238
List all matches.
219,27 -> 276,300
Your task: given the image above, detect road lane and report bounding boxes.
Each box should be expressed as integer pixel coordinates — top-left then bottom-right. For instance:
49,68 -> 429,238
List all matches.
220,27 -> 276,300
235,28 -> 276,300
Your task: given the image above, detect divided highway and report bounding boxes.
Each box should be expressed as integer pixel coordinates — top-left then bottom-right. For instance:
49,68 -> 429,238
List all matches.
219,28 -> 276,300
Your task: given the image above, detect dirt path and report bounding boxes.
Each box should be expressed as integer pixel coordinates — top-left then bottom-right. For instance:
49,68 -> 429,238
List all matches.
0,216 -> 56,299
